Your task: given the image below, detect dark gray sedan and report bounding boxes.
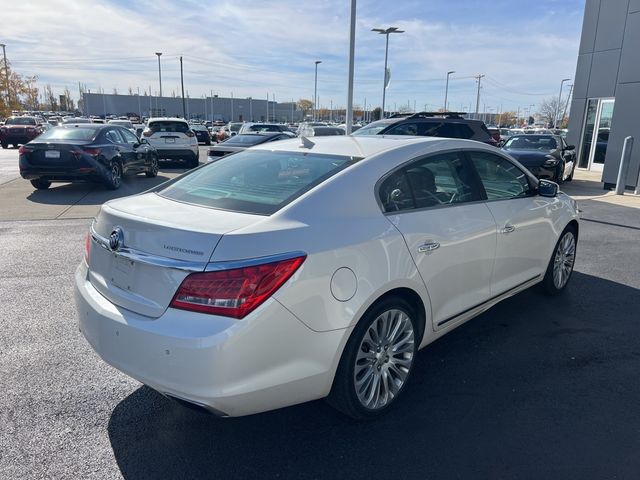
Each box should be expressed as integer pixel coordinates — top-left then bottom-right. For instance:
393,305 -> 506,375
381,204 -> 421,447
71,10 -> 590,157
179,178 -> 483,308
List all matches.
502,134 -> 576,182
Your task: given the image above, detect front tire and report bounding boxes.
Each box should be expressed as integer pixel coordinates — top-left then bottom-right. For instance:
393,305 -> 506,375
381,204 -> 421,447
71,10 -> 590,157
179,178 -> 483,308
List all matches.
541,225 -> 577,295
104,160 -> 122,190
327,297 -> 418,419
30,178 -> 51,190
1,141 -> 7,149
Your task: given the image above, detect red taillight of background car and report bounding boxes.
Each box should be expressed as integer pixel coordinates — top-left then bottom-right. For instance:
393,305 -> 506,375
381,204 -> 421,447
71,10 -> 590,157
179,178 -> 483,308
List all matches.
186,130 -> 195,137
170,255 -> 306,319
83,148 -> 101,156
18,146 -> 33,155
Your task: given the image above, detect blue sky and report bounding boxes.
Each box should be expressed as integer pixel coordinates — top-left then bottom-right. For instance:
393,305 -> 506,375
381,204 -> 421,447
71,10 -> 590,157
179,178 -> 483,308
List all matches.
4,0 -> 585,113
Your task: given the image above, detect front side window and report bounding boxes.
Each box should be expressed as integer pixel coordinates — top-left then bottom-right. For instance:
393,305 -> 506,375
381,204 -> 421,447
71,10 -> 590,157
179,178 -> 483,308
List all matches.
468,151 -> 532,200
158,150 -> 359,215
385,123 -> 420,136
119,128 -> 139,144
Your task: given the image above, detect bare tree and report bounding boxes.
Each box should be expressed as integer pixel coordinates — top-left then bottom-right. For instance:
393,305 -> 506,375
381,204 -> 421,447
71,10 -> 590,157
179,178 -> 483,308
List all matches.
539,97 -> 562,126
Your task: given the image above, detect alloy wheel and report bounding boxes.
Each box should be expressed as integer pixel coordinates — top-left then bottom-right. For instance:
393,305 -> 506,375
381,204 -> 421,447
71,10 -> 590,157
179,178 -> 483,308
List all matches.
354,308 -> 415,410
553,232 -> 576,289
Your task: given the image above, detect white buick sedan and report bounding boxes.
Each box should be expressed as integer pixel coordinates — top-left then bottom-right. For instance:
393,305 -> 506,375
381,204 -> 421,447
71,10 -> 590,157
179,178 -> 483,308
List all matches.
75,135 -> 579,419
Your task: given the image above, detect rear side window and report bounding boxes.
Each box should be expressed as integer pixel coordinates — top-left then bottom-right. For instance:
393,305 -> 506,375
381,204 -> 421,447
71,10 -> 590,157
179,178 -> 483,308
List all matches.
148,121 -> 189,134
379,152 -> 478,212
158,150 -> 359,215
105,129 -> 123,143
468,151 -> 532,200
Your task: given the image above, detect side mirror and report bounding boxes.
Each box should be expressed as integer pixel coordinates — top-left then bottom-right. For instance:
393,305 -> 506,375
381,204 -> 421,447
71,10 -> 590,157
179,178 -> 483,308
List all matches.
538,179 -> 559,198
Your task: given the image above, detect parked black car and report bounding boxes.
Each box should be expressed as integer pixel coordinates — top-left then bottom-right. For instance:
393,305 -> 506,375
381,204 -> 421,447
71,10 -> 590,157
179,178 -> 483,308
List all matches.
207,132 -> 292,161
352,112 -> 498,146
191,124 -> 212,145
19,124 -> 159,190
502,134 -> 576,182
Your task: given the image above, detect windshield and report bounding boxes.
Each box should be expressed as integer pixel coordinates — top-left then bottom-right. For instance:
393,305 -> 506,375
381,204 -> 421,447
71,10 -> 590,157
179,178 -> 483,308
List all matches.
351,120 -> 394,136
6,117 -> 37,126
158,150 -> 359,215
504,135 -> 557,151
37,126 -> 99,141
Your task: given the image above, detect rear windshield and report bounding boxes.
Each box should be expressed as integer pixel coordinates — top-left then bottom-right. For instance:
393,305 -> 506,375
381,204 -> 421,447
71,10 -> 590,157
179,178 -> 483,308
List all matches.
6,117 -> 37,125
109,120 -> 133,128
37,126 -> 99,141
158,150 -> 359,215
63,118 -> 92,124
148,121 -> 189,133
225,135 -> 273,145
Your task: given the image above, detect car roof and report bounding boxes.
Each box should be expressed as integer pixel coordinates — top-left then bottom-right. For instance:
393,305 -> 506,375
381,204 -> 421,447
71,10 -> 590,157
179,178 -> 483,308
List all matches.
249,134 -> 476,158
148,117 -> 188,123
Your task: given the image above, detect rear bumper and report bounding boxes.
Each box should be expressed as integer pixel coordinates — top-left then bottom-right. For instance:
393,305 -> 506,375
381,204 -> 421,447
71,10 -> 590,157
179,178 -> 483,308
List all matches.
155,149 -> 198,161
74,262 -> 348,416
19,154 -> 104,181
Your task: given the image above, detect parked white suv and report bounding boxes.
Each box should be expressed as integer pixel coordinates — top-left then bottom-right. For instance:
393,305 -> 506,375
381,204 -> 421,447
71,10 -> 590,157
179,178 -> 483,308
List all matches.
143,118 -> 199,167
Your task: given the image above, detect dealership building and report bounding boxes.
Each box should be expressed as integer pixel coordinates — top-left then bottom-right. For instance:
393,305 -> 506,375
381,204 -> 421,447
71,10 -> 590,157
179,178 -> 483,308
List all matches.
567,0 -> 640,189
81,93 -> 303,123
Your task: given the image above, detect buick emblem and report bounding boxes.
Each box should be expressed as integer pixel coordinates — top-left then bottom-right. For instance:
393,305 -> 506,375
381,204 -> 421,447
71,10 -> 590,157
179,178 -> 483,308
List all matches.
109,227 -> 124,251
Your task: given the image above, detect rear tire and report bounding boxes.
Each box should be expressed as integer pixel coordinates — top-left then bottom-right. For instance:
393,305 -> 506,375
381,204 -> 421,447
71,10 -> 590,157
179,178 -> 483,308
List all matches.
12,143 -> 18,149
145,154 -> 159,178
541,225 -> 577,295
104,161 -> 122,190
327,297 -> 418,420
1,141 -> 7,149
30,178 -> 51,190
187,154 -> 199,169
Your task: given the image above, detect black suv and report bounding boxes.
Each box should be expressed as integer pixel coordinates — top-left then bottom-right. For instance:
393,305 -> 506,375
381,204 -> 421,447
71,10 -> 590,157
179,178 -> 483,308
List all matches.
352,112 -> 497,146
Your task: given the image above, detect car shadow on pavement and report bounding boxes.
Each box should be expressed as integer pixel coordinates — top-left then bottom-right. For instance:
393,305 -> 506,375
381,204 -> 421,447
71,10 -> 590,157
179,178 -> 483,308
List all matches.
107,271 -> 640,480
24,174 -> 174,206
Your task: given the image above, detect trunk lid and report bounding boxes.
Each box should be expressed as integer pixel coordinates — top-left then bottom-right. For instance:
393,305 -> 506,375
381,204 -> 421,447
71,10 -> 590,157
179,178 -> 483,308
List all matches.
87,192 -> 263,317
25,141 -> 90,167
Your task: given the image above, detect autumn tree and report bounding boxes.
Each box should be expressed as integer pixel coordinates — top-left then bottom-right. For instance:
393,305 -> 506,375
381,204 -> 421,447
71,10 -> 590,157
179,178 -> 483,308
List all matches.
0,61 -> 38,116
297,99 -> 313,117
497,111 -> 517,127
372,107 -> 382,121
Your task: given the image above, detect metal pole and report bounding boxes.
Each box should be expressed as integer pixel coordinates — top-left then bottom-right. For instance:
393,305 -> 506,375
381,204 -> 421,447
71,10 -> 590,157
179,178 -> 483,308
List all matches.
0,44 -> 10,108
561,84 -> 573,128
249,97 -> 252,121
345,0 -> 356,132
634,162 -> 640,196
155,52 -> 162,113
475,74 -> 484,118
444,71 -> 454,111
382,33 -> 389,118
137,86 -> 141,117
230,92 -> 234,122
616,136 -> 634,195
314,60 -> 322,122
554,79 -> 570,128
180,56 -> 186,118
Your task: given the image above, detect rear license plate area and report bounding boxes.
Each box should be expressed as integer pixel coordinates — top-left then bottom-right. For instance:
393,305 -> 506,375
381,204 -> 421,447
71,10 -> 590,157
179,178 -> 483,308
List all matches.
111,255 -> 135,291
165,138 -> 176,144
45,150 -> 61,159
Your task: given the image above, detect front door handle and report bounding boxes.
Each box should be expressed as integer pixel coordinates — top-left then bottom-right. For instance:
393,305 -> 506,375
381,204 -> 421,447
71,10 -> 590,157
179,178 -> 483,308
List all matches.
500,224 -> 516,234
418,241 -> 440,253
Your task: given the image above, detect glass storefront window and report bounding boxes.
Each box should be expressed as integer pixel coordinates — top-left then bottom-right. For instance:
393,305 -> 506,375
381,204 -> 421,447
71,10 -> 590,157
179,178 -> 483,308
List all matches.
578,98 -> 615,171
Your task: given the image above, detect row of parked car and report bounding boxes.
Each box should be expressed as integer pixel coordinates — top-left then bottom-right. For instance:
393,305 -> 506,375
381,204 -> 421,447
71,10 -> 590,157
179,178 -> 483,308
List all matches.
8,112 -> 576,191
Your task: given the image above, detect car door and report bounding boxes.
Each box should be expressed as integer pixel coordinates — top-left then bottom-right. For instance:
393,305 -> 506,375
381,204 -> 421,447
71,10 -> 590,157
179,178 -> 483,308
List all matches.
118,127 -> 147,172
559,137 -> 576,180
466,150 -> 557,296
380,151 -> 497,330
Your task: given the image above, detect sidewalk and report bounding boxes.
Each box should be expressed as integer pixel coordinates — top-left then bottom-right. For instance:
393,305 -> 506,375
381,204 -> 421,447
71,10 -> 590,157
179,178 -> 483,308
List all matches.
561,169 -> 640,209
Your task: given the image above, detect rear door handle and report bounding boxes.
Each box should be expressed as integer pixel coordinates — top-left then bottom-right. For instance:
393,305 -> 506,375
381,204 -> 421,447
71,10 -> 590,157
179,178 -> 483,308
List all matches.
418,242 -> 440,253
500,224 -> 516,234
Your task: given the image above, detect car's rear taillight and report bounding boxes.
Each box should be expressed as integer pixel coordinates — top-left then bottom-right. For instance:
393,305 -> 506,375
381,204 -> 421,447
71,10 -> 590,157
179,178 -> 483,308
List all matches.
18,146 -> 33,155
83,148 -> 101,156
143,129 -> 152,137
186,130 -> 195,137
170,255 -> 306,319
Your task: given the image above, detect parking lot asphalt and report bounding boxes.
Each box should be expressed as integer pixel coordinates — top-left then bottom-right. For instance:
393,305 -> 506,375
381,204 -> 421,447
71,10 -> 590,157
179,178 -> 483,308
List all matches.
1,155 -> 640,479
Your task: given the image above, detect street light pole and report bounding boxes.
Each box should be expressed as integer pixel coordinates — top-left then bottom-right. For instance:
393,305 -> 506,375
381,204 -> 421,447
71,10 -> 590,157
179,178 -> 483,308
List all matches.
155,52 -> 162,113
345,0 -> 356,133
444,70 -> 455,112
372,27 -> 404,119
313,60 -> 322,122
554,78 -> 571,128
0,43 -> 11,108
